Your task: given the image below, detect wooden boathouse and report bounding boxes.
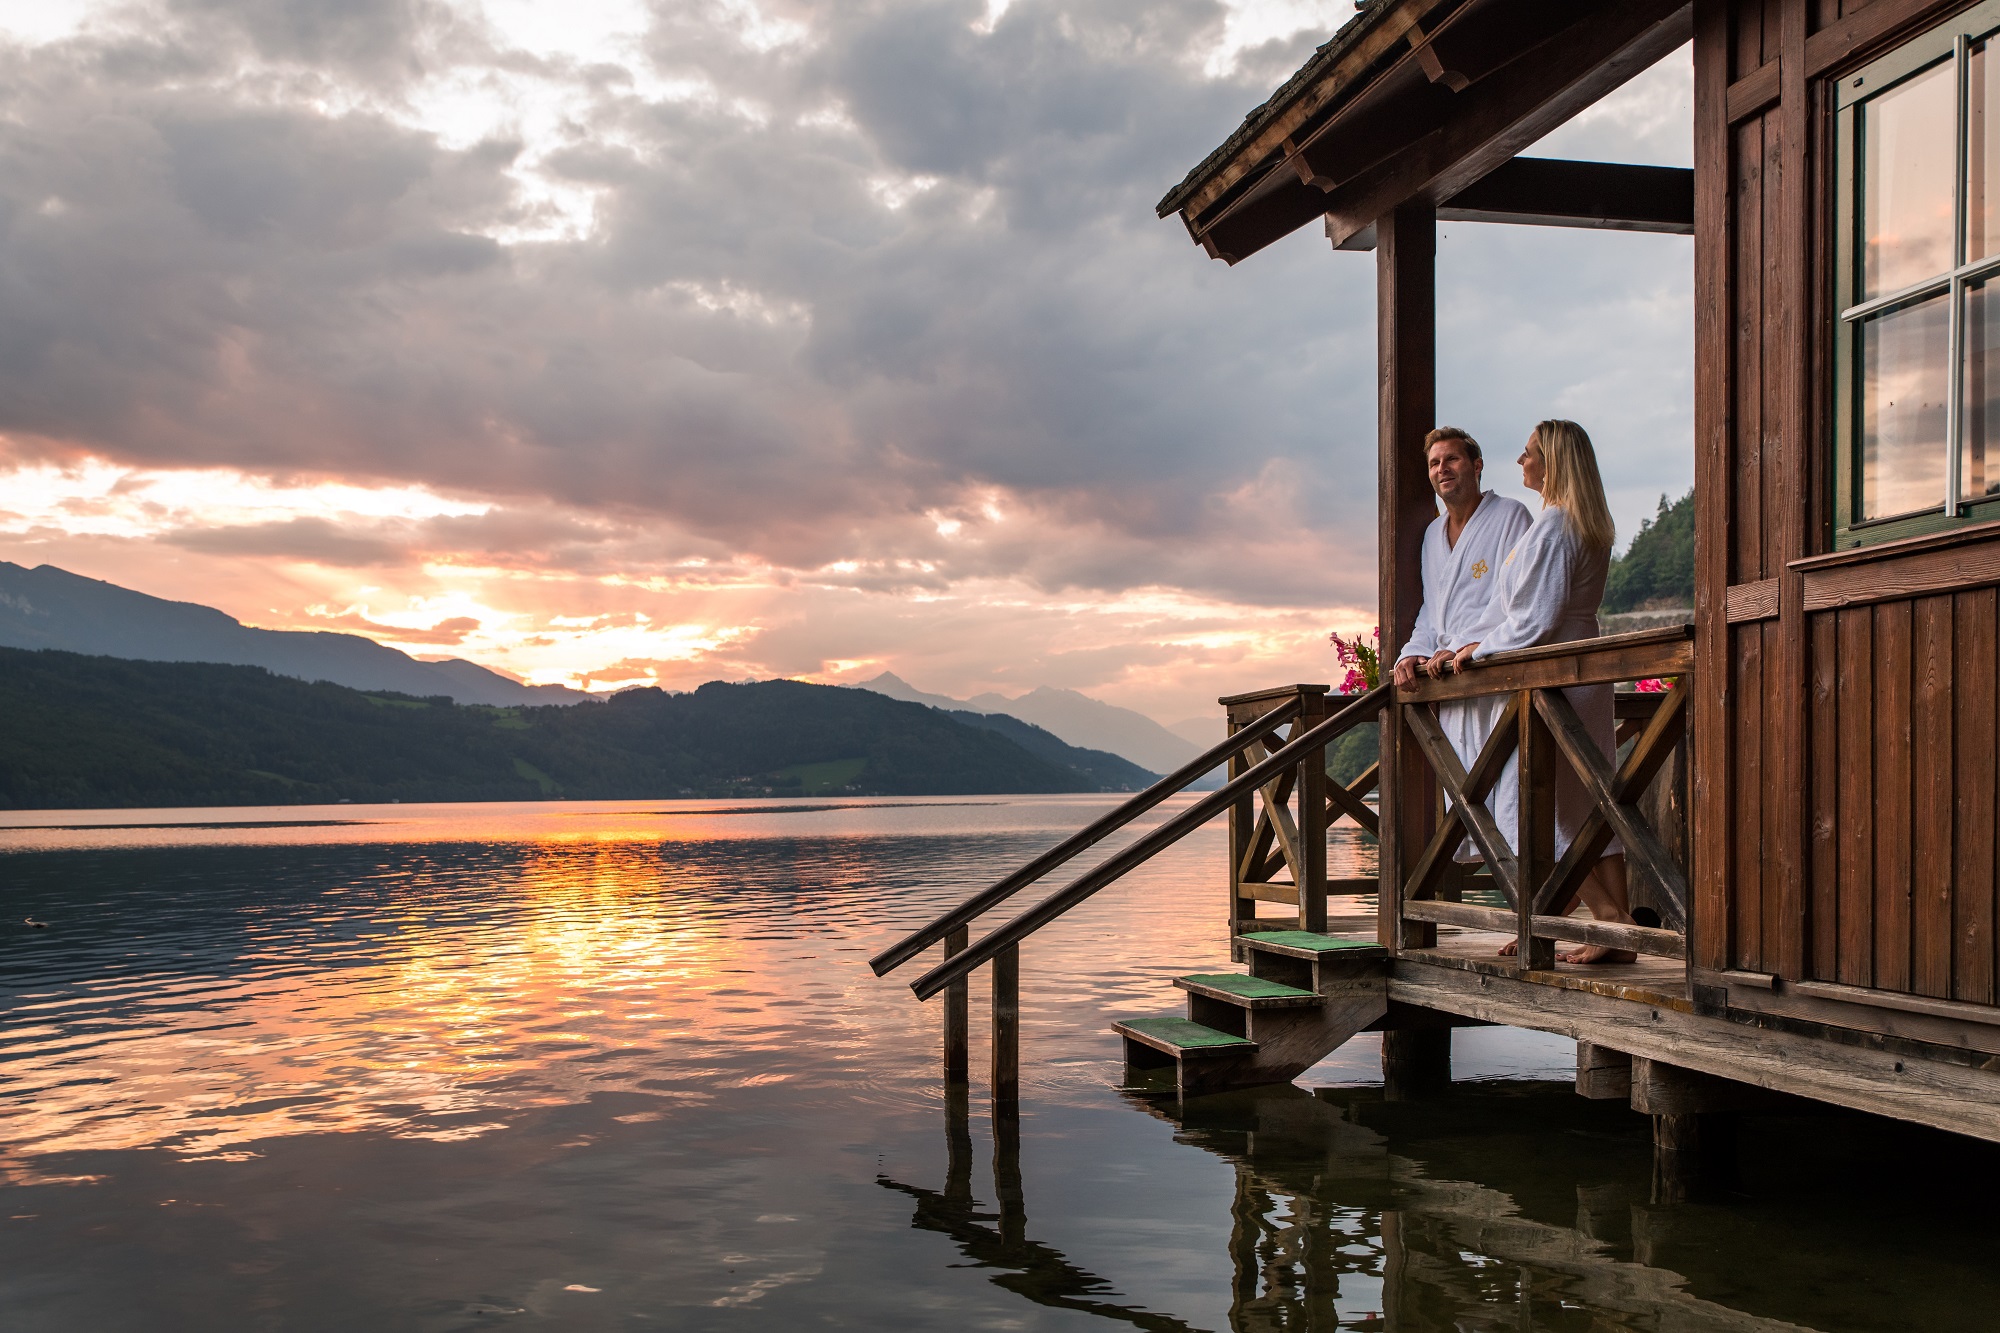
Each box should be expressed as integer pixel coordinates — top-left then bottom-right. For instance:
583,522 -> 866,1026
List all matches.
875,0 -> 2000,1153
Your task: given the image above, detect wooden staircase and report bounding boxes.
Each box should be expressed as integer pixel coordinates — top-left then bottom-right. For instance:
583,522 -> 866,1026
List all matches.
871,684 -> 1391,1098
1114,932 -> 1388,1096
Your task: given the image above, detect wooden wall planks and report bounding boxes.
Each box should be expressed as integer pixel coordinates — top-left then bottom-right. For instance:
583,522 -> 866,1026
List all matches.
1803,594 -> 2000,1002
1701,0 -> 2000,1014
1872,600 -> 1912,993
1810,612 -> 1840,978
1835,605 -> 1874,985
1954,589 -> 1997,1006
1734,621 -> 1765,969
1692,0 -> 1733,976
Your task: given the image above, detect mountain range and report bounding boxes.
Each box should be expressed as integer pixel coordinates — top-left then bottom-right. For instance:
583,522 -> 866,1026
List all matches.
0,650 -> 1151,808
851,671 -> 1214,782
0,561 -> 1199,780
0,562 -> 577,707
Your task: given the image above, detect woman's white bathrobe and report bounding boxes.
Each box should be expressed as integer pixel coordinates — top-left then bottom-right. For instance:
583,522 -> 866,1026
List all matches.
1395,492 -> 1533,860
1462,504 -> 1621,860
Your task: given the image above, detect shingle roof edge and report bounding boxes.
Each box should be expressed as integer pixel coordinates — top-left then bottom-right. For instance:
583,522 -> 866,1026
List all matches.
1154,2 -> 1386,219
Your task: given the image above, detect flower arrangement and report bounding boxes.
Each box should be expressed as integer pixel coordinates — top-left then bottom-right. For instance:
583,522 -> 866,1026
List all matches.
1329,626 -> 1380,694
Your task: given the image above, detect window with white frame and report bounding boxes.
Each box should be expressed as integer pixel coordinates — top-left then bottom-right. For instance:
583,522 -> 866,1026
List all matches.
1837,0 -> 2000,545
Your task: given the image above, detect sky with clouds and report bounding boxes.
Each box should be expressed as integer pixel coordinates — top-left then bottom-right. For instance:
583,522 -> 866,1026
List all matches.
0,0 -> 1693,724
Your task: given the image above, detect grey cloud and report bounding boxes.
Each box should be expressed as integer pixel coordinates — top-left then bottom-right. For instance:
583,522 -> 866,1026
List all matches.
0,0 -> 1693,612
163,515 -> 408,564
166,0 -> 458,83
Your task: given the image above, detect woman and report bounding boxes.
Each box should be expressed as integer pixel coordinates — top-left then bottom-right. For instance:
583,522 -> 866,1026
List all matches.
1449,419 -> 1633,964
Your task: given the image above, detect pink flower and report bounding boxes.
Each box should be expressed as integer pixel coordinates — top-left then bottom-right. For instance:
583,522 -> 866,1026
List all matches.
1634,677 -> 1673,693
1327,626 -> 1382,693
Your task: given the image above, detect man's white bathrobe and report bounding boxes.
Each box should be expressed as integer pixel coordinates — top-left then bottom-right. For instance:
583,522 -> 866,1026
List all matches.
1395,492 -> 1532,860
1465,503 -> 1621,860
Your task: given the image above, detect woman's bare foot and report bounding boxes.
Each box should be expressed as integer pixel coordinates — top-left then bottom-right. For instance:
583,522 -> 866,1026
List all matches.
1558,943 -> 1637,965
1497,938 -> 1517,957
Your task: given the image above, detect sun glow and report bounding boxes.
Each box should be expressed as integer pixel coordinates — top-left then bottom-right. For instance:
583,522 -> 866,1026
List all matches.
0,827 -> 809,1163
0,443 -> 1355,719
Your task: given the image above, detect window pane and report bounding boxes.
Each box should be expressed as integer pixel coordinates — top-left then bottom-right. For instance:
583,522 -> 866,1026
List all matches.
1860,294 -> 1950,520
1862,58 -> 1958,298
1966,278 -> 2000,501
1974,42 -> 1999,264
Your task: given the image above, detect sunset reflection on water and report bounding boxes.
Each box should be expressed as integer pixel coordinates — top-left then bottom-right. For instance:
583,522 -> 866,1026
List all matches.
9,797 -> 2000,1331
1,798 -> 1351,1171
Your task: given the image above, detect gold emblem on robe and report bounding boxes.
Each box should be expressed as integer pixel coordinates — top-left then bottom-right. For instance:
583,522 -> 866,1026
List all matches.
1470,559 -> 1489,579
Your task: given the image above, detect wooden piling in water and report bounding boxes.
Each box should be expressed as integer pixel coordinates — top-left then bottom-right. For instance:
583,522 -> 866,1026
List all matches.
943,925 -> 969,1083
1381,1027 -> 1451,1101
992,942 -> 1020,1100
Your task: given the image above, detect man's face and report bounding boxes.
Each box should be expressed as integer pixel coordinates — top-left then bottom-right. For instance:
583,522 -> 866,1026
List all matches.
1428,440 -> 1481,505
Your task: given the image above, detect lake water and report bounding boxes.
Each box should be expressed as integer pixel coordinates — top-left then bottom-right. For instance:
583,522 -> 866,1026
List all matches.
5,796 -> 2000,1331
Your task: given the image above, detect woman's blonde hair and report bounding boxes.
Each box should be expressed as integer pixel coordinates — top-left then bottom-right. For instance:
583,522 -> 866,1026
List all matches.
1533,419 -> 1615,551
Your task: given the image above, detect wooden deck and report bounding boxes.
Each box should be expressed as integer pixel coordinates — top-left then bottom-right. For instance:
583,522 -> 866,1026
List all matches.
1304,923 -> 1691,1007
1399,930 -> 1690,1010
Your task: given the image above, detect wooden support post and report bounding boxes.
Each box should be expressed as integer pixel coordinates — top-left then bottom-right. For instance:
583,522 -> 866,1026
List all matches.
943,925 -> 969,1084
1630,1055 -> 1789,1115
1631,1055 -> 1764,1203
1227,708 -> 1257,941
991,941 -> 1020,1101
1298,689 -> 1331,934
1650,1113 -> 1736,1205
1575,1041 -> 1632,1100
1381,1026 -> 1451,1101
1377,200 -> 1439,953
1689,0 -> 1731,981
1517,689 -> 1558,971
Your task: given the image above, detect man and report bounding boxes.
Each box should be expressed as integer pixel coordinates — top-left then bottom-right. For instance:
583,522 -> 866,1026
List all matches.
1390,427 -> 1531,860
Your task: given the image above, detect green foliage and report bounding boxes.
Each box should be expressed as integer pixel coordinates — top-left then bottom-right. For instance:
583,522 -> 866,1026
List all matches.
773,757 -> 870,795
1327,723 -> 1379,786
0,650 -> 1141,809
1603,490 -> 1695,614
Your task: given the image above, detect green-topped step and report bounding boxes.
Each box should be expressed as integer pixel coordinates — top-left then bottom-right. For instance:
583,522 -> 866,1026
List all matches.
1238,930 -> 1390,961
1113,1016 -> 1256,1059
1174,973 -> 1322,1009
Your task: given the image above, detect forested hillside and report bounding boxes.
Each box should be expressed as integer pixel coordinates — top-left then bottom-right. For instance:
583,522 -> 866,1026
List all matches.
1603,490 -> 1695,613
0,650 -> 1153,809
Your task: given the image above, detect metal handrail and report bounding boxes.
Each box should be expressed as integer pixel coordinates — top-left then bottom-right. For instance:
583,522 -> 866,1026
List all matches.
868,697 -> 1305,977
907,683 -> 1390,1001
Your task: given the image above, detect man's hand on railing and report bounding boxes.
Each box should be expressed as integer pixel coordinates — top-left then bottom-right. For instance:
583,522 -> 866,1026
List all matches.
1450,643 -> 1479,674
1392,655 -> 1423,689
1422,649 -> 1456,680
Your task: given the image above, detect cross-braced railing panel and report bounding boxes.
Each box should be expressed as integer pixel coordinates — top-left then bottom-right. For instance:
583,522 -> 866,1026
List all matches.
1237,732 -> 1306,888
1225,686 -> 1386,935
1531,680 -> 1689,928
1402,695 -> 1523,906
1390,626 -> 1695,969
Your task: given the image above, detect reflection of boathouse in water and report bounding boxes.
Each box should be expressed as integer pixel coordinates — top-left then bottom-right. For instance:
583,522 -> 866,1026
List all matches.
877,0 -> 2000,1192
884,1082 -> 2000,1329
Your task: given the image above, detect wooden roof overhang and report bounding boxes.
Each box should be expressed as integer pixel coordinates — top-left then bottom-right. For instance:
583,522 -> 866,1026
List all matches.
1159,0 -> 1696,262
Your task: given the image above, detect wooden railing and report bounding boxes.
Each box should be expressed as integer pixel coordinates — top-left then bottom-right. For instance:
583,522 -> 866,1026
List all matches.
1388,625 -> 1695,968
870,684 -> 1390,1088
1222,684 -> 1384,936
872,626 -> 1695,1091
